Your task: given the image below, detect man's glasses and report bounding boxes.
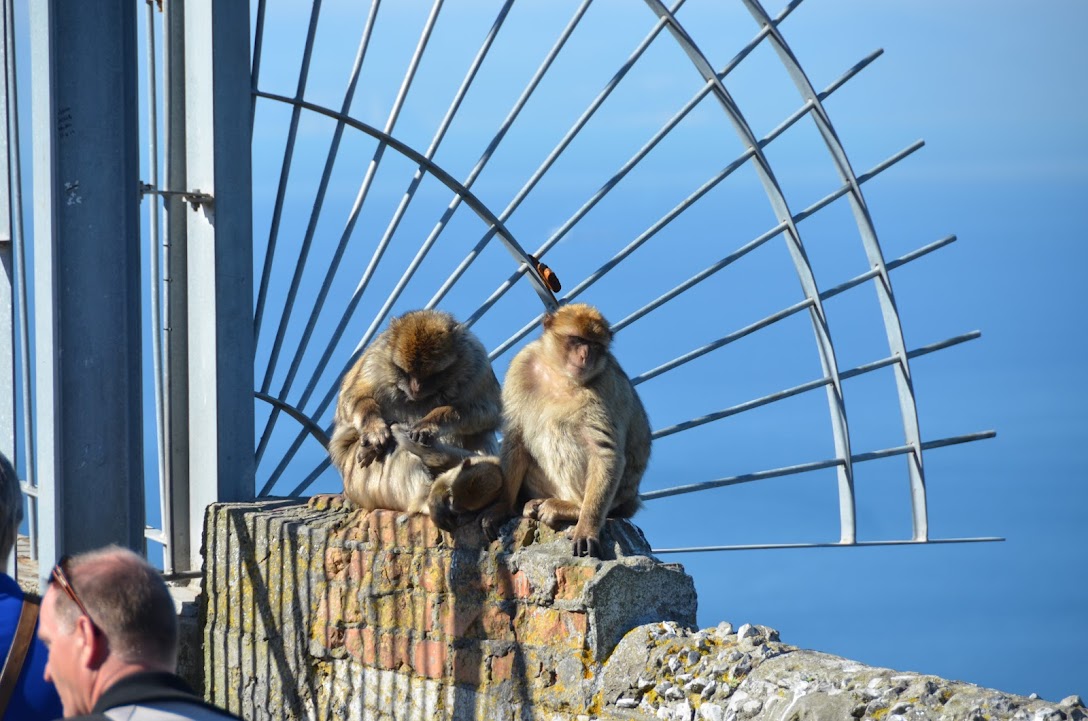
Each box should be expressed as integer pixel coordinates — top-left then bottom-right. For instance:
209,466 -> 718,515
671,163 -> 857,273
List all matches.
50,554 -> 98,630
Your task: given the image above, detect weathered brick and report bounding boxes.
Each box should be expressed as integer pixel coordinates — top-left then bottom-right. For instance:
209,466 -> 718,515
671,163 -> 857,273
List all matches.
372,593 -> 427,631
451,644 -> 484,686
324,547 -> 349,581
411,638 -> 447,679
490,649 -> 517,682
419,554 -> 450,594
515,606 -> 586,649
374,551 -> 413,593
433,595 -> 482,638
487,564 -> 515,600
555,565 -> 595,601
325,624 -> 345,651
343,626 -> 377,665
367,511 -> 400,546
479,603 -> 515,641
512,571 -> 533,599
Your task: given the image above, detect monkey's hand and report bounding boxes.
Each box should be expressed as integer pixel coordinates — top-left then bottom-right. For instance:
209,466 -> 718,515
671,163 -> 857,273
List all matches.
426,479 -> 458,534
403,424 -> 437,447
479,502 -> 511,543
355,418 -> 392,467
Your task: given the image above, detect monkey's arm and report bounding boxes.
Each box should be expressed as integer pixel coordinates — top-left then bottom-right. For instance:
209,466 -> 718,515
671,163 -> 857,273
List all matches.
327,423 -> 360,477
336,371 -> 392,466
571,429 -> 626,558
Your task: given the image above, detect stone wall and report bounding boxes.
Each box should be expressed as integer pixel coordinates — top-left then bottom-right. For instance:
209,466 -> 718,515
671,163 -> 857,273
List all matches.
201,501 -> 1085,721
202,500 -> 697,720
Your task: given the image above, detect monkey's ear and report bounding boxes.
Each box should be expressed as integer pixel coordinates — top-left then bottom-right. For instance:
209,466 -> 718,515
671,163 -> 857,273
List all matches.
542,311 -> 557,331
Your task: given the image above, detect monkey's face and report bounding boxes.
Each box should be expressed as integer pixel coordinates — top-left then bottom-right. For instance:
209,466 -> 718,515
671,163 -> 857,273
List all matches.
560,334 -> 607,381
391,357 -> 456,403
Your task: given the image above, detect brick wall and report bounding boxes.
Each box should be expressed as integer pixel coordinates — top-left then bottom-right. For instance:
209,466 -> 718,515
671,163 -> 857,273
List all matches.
202,500 -> 697,721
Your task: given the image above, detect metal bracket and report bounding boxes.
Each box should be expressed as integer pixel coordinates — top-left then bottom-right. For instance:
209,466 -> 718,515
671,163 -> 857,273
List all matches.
139,182 -> 214,211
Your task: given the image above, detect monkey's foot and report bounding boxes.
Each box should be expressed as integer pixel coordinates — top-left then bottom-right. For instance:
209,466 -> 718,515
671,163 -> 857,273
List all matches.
522,498 -> 580,530
309,492 -> 351,512
571,529 -> 602,558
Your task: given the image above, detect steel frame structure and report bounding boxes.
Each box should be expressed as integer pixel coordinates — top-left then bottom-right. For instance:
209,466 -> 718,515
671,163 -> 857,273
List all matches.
1,0 -> 1000,574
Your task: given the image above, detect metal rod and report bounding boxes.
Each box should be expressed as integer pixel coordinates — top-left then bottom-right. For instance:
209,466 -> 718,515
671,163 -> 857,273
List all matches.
642,430 -> 995,502
651,537 -> 1005,555
464,0 -> 808,325
162,0 -> 190,573
348,0 -> 518,359
453,1 -> 686,327
424,0 -> 594,310
253,0 -> 324,347
650,331 -> 982,440
143,0 -> 169,565
4,0 -> 35,559
252,0 -> 380,466
631,237 -> 962,385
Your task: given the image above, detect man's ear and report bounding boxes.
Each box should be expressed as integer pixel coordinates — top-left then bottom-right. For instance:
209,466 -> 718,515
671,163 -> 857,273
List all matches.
76,616 -> 109,669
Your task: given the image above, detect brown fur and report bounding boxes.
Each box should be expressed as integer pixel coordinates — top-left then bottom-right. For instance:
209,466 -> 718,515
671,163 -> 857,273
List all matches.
325,424 -> 502,531
482,303 -> 651,557
326,309 -> 504,522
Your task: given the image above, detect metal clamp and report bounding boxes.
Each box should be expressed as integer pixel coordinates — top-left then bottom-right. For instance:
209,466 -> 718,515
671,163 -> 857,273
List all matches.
139,182 -> 214,211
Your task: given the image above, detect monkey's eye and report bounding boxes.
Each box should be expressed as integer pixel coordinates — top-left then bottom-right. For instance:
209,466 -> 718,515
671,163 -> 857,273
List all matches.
567,335 -> 600,351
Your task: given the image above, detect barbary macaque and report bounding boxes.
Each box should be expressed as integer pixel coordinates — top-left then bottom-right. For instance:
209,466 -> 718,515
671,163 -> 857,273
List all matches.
330,309 -> 502,466
323,309 -> 504,526
486,303 -> 651,557
324,423 -> 503,531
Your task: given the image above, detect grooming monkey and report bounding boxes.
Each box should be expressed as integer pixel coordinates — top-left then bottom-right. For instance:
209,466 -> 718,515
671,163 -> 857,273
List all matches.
486,303 -> 651,557
326,423 -> 503,531
324,309 -> 504,525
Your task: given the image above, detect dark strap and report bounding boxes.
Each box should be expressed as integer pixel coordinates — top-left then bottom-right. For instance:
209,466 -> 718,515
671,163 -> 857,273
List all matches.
0,595 -> 40,716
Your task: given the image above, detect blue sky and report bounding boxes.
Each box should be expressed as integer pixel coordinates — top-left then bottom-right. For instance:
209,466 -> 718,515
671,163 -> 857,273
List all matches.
234,0 -> 1088,701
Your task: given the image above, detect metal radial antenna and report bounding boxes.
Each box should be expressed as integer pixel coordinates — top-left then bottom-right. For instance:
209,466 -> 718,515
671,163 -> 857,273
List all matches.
245,0 -> 996,552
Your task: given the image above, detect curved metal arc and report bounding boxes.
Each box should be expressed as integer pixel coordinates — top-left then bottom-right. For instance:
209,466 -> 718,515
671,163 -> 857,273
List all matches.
251,91 -> 558,493
254,392 -> 330,450
741,0 -> 929,541
252,92 -> 559,319
644,0 -> 854,544
487,46 -> 881,362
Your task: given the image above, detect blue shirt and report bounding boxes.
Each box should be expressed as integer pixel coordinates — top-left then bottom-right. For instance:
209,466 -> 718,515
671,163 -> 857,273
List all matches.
0,573 -> 63,721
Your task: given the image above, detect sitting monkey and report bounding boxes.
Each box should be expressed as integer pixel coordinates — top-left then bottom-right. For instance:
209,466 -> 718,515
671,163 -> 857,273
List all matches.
325,423 -> 502,531
322,309 -> 504,526
485,303 -> 651,557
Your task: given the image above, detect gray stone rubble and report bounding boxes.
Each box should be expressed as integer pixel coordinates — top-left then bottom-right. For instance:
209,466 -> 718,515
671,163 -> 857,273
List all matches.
594,621 -> 1085,721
